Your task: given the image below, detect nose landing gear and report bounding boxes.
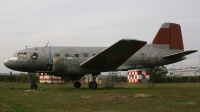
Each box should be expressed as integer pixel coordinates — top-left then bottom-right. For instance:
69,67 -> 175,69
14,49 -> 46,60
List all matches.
31,83 -> 38,90
74,82 -> 81,88
28,74 -> 37,90
74,77 -> 81,88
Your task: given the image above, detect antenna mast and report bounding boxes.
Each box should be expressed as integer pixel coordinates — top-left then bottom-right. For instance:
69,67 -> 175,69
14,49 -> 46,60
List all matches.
46,42 -> 49,47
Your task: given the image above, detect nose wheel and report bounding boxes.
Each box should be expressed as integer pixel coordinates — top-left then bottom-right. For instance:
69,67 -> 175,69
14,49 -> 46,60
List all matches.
31,83 -> 38,90
74,82 -> 81,88
28,74 -> 37,90
74,77 -> 81,88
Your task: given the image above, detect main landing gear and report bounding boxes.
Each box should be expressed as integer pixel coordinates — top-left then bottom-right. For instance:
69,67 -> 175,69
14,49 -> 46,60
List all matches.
88,74 -> 98,90
72,74 -> 99,89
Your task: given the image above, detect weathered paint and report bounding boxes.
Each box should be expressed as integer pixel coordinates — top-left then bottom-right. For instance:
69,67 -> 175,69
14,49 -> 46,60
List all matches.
4,23 -> 197,79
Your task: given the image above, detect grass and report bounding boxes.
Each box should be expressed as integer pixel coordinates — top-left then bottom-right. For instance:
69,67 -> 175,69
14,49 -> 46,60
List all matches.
0,82 -> 200,112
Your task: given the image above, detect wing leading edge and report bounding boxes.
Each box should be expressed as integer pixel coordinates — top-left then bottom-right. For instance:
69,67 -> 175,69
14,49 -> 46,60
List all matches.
80,39 -> 147,69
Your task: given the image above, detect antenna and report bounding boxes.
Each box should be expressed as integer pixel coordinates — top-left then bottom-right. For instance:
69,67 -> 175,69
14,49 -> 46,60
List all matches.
25,45 -> 30,49
45,42 -> 49,47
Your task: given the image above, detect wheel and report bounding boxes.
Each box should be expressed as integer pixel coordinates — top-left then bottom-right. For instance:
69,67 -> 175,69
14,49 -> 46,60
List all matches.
74,82 -> 81,88
31,83 -> 38,90
88,82 -> 92,88
88,81 -> 98,89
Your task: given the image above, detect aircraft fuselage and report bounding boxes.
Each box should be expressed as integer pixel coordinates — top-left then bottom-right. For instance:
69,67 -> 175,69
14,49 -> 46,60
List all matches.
4,44 -> 185,76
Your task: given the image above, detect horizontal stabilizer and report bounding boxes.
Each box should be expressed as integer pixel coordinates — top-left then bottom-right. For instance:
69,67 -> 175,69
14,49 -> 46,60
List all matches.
163,50 -> 197,58
80,39 -> 147,69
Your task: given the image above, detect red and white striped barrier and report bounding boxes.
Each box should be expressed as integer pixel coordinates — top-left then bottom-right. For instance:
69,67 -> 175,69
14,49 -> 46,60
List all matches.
127,70 -> 149,83
38,73 -> 64,83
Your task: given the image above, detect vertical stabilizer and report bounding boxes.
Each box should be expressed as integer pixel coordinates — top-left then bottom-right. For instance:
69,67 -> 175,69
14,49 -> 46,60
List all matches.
152,23 -> 184,50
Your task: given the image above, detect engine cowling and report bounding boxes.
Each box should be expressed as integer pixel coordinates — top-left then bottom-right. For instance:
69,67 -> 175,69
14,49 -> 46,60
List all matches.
52,57 -> 81,75
52,57 -> 68,73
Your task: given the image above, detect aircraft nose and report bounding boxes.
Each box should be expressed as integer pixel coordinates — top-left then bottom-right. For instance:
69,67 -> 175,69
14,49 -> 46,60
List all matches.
4,59 -> 13,69
4,60 -> 9,68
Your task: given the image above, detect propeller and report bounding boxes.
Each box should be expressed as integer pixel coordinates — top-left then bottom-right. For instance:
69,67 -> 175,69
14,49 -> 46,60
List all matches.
47,46 -> 53,73
45,45 -> 53,83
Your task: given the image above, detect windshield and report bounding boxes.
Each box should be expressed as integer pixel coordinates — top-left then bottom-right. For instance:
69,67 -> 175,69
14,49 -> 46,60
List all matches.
13,53 -> 19,57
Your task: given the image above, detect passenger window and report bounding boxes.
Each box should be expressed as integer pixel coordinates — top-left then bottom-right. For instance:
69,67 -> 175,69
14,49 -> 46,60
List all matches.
65,54 -> 70,57
23,53 -> 27,59
55,54 -> 60,57
74,54 -> 79,57
83,53 -> 88,57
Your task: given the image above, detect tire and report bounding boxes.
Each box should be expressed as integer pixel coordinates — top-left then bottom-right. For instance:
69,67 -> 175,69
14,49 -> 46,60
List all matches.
88,82 -> 92,88
31,83 -> 38,90
89,81 -> 98,89
74,82 -> 81,88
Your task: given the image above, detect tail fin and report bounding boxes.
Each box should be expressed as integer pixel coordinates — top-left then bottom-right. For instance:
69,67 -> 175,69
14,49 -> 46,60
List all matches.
152,23 -> 184,50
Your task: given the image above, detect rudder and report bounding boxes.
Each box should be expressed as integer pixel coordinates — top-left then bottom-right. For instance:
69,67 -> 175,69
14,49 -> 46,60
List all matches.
152,23 -> 184,50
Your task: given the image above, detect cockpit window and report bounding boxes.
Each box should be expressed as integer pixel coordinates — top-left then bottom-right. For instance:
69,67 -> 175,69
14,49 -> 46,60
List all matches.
23,53 -> 27,59
16,53 -> 27,59
18,53 -> 21,58
21,53 -> 24,58
13,53 -> 19,57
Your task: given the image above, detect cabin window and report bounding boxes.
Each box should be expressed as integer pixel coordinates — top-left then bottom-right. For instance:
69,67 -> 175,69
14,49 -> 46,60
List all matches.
74,54 -> 79,57
55,54 -> 60,57
83,53 -> 88,57
65,54 -> 70,57
23,53 -> 27,59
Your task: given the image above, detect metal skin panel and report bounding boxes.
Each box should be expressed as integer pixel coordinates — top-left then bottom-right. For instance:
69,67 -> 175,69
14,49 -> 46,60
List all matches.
4,23 -> 197,77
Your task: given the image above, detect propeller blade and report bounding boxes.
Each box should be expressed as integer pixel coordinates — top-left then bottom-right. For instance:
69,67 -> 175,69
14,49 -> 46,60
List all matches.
49,46 -> 52,65
47,46 -> 53,73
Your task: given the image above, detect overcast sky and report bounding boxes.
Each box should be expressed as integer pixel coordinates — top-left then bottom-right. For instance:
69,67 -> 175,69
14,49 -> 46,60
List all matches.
1,0 -> 200,73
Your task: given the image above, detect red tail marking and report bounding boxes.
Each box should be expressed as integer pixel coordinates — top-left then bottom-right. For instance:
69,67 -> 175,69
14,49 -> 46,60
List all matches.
170,24 -> 184,49
152,23 -> 184,50
152,28 -> 170,44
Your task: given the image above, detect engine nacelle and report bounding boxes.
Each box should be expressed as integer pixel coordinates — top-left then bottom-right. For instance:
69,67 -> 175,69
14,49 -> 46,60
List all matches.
52,57 -> 81,75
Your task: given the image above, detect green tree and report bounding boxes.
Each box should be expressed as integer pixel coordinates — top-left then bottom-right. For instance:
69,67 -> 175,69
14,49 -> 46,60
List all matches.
144,66 -> 168,83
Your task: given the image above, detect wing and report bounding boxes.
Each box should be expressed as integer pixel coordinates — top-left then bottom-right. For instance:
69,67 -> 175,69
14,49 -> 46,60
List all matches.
163,50 -> 197,58
80,39 -> 147,69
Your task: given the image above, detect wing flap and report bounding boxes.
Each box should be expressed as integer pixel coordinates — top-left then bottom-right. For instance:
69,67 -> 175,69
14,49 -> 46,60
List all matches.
80,39 -> 147,69
163,50 -> 197,58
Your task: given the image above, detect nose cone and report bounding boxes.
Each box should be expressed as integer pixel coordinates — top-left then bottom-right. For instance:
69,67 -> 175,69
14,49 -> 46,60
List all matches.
4,60 -> 10,68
